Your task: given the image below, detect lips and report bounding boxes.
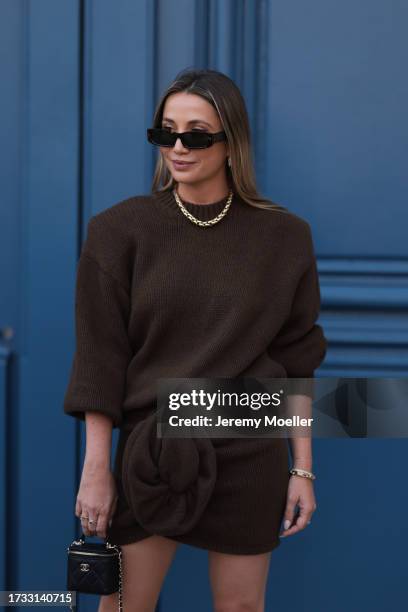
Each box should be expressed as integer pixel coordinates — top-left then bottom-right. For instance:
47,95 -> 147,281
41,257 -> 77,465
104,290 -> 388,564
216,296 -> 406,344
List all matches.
172,160 -> 195,165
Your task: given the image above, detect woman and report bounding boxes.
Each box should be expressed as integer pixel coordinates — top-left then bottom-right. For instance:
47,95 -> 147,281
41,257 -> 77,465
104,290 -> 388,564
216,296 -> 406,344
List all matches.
64,68 -> 327,612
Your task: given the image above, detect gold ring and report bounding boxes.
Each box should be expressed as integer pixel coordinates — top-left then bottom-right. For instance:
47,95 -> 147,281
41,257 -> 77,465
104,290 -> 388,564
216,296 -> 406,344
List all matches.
80,516 -> 96,524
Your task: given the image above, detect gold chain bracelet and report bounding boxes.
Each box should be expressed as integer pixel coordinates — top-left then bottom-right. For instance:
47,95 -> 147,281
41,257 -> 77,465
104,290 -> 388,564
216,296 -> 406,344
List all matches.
289,468 -> 316,480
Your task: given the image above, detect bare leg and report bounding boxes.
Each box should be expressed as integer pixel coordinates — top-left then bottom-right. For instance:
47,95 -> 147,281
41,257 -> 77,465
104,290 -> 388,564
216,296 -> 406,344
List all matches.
97,535 -> 179,612
208,550 -> 272,612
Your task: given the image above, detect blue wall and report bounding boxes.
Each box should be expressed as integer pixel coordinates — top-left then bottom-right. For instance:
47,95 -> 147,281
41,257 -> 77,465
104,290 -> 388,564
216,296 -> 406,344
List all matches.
1,1 -> 407,611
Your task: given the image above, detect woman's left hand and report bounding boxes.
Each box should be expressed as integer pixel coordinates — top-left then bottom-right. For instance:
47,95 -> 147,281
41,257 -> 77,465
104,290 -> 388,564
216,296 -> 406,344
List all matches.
280,475 -> 316,538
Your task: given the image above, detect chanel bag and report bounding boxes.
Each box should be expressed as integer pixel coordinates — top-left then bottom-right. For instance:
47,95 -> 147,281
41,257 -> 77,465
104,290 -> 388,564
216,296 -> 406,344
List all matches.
66,532 -> 123,611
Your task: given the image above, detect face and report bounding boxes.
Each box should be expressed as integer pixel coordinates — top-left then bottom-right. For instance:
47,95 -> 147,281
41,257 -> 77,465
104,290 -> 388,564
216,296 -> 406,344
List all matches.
160,92 -> 229,185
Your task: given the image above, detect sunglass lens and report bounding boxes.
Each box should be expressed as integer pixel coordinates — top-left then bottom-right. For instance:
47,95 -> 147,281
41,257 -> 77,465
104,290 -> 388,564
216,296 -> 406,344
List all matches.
148,128 -> 174,146
182,132 -> 210,148
147,128 -> 212,148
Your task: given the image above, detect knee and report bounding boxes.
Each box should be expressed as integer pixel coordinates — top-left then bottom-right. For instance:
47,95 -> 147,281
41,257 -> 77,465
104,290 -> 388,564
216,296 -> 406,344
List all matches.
213,599 -> 263,612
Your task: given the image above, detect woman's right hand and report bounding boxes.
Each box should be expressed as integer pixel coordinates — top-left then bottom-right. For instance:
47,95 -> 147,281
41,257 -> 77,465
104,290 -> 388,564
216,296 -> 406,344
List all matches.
75,463 -> 118,538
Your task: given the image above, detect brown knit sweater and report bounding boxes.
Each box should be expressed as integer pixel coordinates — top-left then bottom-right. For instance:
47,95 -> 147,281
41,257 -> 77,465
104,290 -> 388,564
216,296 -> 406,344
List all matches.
63,189 -> 327,430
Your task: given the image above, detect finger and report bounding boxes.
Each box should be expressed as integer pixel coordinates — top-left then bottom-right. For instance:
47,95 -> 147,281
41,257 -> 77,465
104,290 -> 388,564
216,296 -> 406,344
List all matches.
281,509 -> 313,537
298,503 -> 315,529
80,511 -> 90,536
111,496 -> 118,516
75,499 -> 82,519
96,513 -> 109,539
80,510 -> 98,537
281,498 -> 297,533
87,513 -> 98,537
106,497 -> 118,534
280,509 -> 300,537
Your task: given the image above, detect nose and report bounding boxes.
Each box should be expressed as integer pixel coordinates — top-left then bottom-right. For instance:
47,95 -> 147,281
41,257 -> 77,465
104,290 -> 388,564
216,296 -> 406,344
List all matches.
173,137 -> 189,152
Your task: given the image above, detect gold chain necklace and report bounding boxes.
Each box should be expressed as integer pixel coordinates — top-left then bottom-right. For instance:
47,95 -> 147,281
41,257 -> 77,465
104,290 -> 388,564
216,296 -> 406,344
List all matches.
172,188 -> 234,227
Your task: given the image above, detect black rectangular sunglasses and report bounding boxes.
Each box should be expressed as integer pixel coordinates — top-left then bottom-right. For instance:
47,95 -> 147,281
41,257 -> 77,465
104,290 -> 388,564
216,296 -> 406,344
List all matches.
147,128 -> 227,149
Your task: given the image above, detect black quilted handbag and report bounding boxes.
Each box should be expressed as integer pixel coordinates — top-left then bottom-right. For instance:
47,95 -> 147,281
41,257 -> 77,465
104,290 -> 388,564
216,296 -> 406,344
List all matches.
66,532 -> 123,611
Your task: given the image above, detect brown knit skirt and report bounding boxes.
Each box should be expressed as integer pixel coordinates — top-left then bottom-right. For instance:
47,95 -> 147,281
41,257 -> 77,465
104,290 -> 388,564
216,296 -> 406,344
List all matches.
106,410 -> 290,555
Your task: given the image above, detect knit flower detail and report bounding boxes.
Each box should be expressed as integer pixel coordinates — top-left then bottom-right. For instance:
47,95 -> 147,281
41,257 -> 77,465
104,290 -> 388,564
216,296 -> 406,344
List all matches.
121,410 -> 217,535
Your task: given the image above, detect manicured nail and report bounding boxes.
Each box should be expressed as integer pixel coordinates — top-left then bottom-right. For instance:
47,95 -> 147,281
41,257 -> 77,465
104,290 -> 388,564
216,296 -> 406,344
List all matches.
284,520 -> 291,530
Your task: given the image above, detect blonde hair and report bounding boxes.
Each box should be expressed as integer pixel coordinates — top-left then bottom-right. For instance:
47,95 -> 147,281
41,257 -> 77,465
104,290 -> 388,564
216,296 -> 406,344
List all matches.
150,68 -> 288,213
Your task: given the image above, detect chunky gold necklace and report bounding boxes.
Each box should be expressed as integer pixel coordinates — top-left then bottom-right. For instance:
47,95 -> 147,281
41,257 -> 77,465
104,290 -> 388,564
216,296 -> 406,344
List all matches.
172,188 -> 234,227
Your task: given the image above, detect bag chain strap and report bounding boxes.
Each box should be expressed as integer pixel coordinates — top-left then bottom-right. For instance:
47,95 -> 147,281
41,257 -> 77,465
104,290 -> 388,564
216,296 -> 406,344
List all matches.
68,540 -> 123,612
107,542 -> 123,612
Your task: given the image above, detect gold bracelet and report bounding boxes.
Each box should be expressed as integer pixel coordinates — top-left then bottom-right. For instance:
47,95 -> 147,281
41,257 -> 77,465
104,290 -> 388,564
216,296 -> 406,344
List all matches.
289,468 -> 316,480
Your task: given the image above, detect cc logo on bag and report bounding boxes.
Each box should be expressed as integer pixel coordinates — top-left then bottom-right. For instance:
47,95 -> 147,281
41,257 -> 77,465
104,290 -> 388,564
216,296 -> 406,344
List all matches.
80,563 -> 90,572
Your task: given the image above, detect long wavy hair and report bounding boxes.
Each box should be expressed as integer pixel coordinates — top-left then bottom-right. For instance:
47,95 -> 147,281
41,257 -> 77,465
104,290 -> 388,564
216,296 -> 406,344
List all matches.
150,68 -> 287,213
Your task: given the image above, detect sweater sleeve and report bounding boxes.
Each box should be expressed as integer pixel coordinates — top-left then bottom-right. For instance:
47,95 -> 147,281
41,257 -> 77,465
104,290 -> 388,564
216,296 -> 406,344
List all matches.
267,224 -> 327,399
63,219 -> 133,428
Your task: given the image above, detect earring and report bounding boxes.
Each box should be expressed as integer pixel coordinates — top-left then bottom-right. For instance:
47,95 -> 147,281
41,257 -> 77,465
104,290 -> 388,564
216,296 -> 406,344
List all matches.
227,157 -> 232,168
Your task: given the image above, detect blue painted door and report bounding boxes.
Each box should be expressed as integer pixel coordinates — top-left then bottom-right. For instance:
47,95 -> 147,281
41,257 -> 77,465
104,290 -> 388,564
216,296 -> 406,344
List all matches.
1,1 -> 407,611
